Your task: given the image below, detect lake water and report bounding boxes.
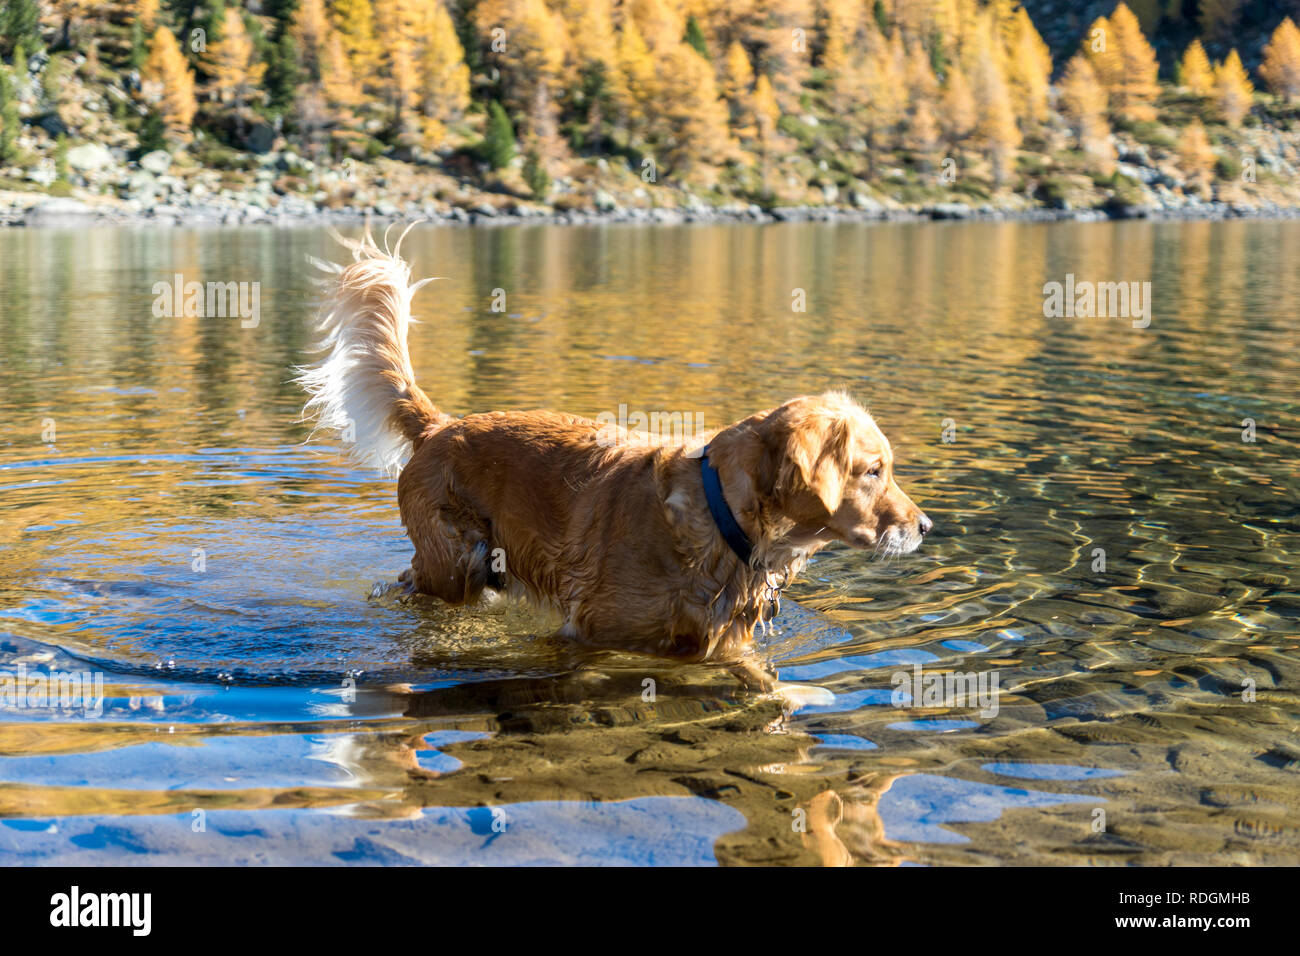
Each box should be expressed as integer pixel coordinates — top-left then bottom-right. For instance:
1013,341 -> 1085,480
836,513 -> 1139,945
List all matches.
1,220 -> 1297,865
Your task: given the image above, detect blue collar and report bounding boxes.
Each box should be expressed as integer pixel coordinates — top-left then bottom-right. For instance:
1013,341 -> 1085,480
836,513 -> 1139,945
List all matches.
700,447 -> 753,565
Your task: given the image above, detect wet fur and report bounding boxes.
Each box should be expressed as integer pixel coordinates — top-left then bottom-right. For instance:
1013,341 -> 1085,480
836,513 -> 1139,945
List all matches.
298,230 -> 930,663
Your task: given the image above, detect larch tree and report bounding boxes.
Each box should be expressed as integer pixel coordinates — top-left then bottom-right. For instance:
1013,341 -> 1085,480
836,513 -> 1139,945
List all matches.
374,0 -> 422,139
612,18 -> 656,142
721,39 -> 754,130
752,72 -> 780,193
1260,18 -> 1300,102
939,62 -> 976,148
1005,6 -> 1051,127
819,0 -> 860,77
321,28 -> 362,113
202,9 -> 267,110
1178,118 -> 1216,194
1214,49 -> 1253,126
630,0 -> 681,54
516,0 -> 568,152
654,40 -> 734,181
1083,15 -> 1119,90
905,41 -> 939,105
1177,39 -> 1214,96
566,0 -> 616,74
972,45 -> 1019,184
1059,52 -> 1114,173
293,0 -> 333,81
143,26 -> 197,139
906,98 -> 941,168
419,0 -> 470,148
135,0 -> 158,32
840,45 -> 904,176
1107,3 -> 1159,123
329,0 -> 379,87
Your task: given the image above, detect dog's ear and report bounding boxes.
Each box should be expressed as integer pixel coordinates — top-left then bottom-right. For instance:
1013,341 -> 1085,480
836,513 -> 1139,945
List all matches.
785,413 -> 853,515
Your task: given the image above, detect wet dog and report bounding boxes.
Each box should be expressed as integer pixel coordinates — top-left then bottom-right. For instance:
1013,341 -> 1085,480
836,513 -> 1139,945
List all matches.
298,230 -> 930,668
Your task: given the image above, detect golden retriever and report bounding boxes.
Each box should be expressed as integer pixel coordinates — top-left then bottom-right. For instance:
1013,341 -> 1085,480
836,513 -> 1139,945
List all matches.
298,230 -> 930,668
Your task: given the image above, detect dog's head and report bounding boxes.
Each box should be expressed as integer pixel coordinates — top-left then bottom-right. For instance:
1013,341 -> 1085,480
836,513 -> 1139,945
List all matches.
721,392 -> 931,557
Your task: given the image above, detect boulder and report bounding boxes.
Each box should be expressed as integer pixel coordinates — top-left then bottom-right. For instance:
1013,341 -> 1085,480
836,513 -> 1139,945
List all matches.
21,198 -> 99,226
65,143 -> 115,173
138,150 -> 172,174
929,202 -> 973,220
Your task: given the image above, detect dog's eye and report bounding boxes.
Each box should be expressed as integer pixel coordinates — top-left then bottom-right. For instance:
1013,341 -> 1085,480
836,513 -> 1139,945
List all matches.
860,464 -> 881,479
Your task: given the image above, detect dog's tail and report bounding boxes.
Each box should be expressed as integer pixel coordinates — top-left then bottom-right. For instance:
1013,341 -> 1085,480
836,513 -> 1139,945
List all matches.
296,225 -> 449,475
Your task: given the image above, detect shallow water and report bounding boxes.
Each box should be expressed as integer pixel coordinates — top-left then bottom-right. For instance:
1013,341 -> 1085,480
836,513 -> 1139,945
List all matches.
1,220 -> 1297,865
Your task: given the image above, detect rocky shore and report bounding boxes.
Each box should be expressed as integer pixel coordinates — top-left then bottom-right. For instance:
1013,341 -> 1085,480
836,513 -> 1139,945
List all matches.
7,171 -> 1300,229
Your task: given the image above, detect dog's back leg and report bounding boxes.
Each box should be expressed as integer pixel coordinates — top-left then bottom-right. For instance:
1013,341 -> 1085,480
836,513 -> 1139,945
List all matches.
404,510 -> 495,605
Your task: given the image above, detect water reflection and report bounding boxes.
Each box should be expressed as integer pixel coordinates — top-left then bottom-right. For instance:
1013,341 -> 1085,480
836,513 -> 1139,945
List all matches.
1,220 -> 1298,865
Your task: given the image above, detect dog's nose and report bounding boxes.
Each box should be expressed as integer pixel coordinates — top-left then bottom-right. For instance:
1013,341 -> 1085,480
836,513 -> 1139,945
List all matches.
918,513 -> 933,536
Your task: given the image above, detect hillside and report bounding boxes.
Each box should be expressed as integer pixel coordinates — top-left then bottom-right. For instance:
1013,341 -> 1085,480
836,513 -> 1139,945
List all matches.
2,1 -> 1300,225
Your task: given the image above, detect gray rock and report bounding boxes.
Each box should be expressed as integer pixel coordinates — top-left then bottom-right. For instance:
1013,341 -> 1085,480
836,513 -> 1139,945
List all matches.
138,150 -> 172,174
929,202 -> 973,220
148,204 -> 184,223
472,202 -> 498,217
35,112 -> 69,138
243,122 -> 276,155
22,198 -> 99,226
66,143 -> 115,173
593,189 -> 618,212
124,170 -> 158,199
372,199 -> 399,216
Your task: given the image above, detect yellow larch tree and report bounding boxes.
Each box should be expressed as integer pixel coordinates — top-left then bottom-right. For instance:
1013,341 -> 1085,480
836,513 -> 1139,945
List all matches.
1260,18 -> 1300,102
612,18 -> 657,140
721,40 -> 755,131
972,43 -> 1019,184
321,29 -> 363,113
752,72 -> 781,192
202,9 -> 266,109
1105,3 -> 1159,123
1059,53 -> 1114,173
630,0 -> 682,54
329,0 -> 380,87
906,98 -> 941,166
1083,15 -> 1119,89
143,26 -> 197,139
564,0 -> 617,74
1179,118 -> 1216,194
135,0 -> 158,31
293,0 -> 333,81
374,0 -> 422,137
1005,6 -> 1051,127
419,0 -> 470,147
1178,39 -> 1214,96
1214,50 -> 1254,126
940,62 -> 977,147
905,41 -> 939,104
654,40 -> 735,182
819,0 -> 861,77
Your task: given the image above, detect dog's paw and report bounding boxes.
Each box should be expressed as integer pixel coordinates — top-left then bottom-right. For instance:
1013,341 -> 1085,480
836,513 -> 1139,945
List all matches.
369,576 -> 416,604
